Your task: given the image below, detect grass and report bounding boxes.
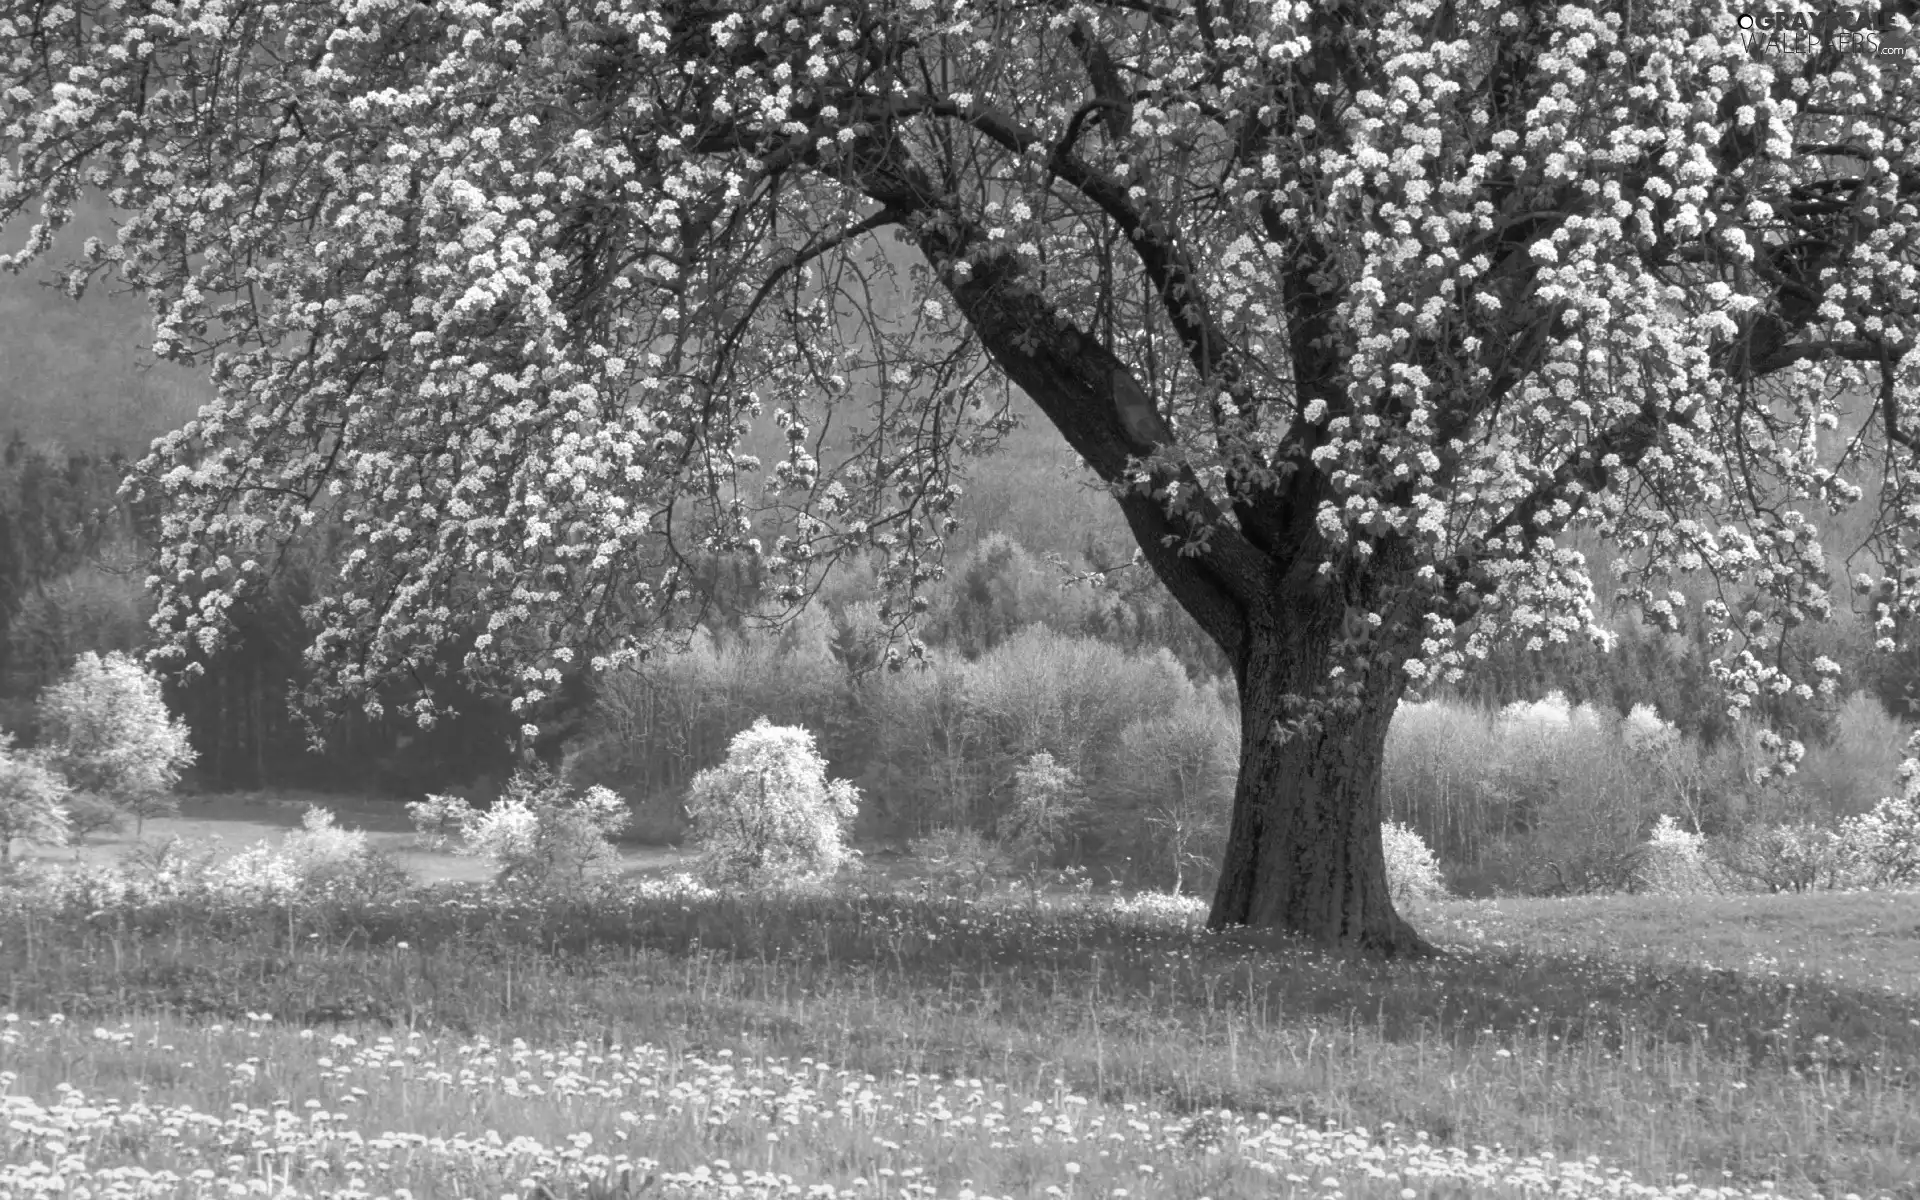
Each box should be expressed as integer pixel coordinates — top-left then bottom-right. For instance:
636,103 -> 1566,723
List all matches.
1,849 -> 1917,1200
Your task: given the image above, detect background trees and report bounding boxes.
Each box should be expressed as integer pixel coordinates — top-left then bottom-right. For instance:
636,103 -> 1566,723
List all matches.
34,651 -> 195,837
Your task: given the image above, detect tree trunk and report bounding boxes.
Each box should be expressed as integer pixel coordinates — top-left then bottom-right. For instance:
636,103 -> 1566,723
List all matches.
1207,605 -> 1437,958
853,134 -> 1436,954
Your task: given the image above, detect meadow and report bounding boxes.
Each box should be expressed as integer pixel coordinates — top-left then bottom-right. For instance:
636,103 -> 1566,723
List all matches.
2,827 -> 1917,1200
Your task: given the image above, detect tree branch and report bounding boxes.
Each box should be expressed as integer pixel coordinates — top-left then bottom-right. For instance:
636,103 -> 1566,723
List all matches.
846,131 -> 1263,657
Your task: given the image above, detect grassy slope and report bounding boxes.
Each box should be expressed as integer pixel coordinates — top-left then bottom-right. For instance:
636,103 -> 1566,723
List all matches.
1,804 -> 1916,1199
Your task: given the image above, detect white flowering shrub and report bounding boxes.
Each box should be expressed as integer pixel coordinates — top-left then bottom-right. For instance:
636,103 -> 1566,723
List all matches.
35,651 -> 196,836
276,807 -> 411,900
1699,731 -> 1920,894
141,809 -> 410,903
0,733 -> 71,866
1636,815 -> 1715,896
1381,821 -> 1448,906
412,767 -> 628,896
201,840 -> 306,903
1833,751 -> 1920,888
623,871 -> 725,905
685,719 -> 860,889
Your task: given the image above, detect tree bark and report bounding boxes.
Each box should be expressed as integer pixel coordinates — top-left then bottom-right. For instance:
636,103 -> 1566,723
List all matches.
1207,594 -> 1438,957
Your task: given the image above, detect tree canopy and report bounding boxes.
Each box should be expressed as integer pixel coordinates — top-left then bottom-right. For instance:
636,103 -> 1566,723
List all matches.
3,0 -> 1917,950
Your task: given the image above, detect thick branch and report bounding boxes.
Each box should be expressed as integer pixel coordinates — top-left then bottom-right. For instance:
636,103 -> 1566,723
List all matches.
886,96 -> 1236,385
846,132 -> 1262,659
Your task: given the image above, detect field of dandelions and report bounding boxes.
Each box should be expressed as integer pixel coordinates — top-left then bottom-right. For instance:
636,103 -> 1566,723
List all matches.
3,853 -> 1918,1200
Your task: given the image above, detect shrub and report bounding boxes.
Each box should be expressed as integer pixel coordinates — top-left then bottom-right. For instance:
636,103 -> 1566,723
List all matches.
1382,692 -> 1749,896
906,825 -> 1007,899
412,765 -> 630,896
1834,751 -> 1920,887
118,832 -> 223,888
1383,694 -> 1678,892
563,616 -> 852,846
36,651 -> 196,836
0,733 -> 71,865
1382,820 -> 1448,905
159,809 -> 411,903
684,719 -> 860,889
277,807 -> 412,900
1636,814 -> 1716,895
1381,698 -> 1512,868
865,627 -> 1194,839
1710,822 -> 1850,893
202,840 -> 304,901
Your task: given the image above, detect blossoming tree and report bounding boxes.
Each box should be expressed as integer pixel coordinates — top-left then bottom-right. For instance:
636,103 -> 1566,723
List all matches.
3,0 -> 1916,952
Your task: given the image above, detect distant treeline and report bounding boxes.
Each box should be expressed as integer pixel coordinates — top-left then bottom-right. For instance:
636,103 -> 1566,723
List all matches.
1,429 -> 1916,818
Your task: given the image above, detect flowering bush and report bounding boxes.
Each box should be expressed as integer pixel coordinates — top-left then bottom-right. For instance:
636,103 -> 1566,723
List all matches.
0,734 -> 70,865
684,719 -> 860,890
412,766 -> 629,896
1691,734 -> 1920,895
1636,815 -> 1715,896
200,839 -> 306,902
35,651 -> 195,835
1834,752 -> 1920,888
109,809 -> 411,904
1381,821 -> 1448,906
273,807 -> 411,900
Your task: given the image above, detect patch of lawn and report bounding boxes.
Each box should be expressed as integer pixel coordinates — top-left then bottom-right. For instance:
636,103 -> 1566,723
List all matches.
1428,891 -> 1920,995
